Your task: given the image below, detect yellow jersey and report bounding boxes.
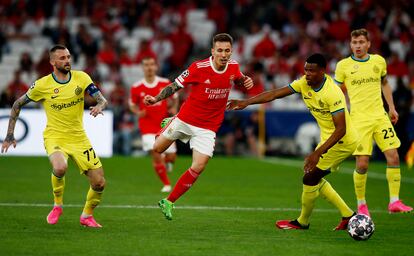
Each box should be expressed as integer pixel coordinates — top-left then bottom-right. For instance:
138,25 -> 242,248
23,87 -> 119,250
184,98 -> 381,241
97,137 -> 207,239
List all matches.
26,70 -> 94,139
289,75 -> 358,144
334,54 -> 387,120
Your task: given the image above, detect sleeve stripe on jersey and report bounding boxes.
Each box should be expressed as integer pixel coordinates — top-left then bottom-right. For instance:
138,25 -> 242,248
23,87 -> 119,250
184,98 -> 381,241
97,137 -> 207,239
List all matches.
331,108 -> 344,115
177,76 -> 184,83
334,79 -> 343,85
287,84 -> 297,93
25,93 -> 34,102
174,78 -> 184,88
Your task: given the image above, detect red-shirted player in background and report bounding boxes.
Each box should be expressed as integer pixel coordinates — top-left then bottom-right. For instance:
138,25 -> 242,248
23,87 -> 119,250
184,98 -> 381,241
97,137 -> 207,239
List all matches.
144,33 -> 253,220
130,57 -> 178,193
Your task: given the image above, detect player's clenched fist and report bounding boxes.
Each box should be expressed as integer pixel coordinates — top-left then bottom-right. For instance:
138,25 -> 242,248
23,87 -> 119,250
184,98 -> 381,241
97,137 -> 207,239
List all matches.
243,76 -> 253,90
234,76 -> 253,90
144,95 -> 157,105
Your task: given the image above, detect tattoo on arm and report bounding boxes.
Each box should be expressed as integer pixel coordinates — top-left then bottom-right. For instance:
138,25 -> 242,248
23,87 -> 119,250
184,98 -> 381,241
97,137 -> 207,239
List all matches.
155,82 -> 182,102
6,95 -> 32,141
92,91 -> 108,109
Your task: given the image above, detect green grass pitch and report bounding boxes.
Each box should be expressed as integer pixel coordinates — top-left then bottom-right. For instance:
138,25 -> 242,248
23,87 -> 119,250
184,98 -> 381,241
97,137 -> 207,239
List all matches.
0,155 -> 413,255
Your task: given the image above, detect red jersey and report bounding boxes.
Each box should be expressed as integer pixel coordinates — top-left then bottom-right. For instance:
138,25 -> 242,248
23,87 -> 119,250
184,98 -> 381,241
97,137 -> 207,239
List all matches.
175,57 -> 244,132
130,76 -> 171,134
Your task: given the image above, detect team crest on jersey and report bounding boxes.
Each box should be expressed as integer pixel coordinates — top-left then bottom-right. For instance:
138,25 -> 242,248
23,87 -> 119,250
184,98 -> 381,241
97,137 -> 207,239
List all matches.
318,100 -> 324,108
75,86 -> 82,95
308,92 -> 312,97
181,69 -> 190,78
54,88 -> 59,94
373,65 -> 379,73
353,64 -> 359,69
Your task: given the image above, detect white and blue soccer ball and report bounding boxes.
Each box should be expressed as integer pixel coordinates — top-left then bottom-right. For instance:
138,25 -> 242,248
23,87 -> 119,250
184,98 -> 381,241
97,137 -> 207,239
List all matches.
347,214 -> 375,241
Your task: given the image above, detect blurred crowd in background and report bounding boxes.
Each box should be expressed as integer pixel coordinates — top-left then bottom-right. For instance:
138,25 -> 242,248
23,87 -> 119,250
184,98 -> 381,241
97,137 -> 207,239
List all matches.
0,0 -> 413,156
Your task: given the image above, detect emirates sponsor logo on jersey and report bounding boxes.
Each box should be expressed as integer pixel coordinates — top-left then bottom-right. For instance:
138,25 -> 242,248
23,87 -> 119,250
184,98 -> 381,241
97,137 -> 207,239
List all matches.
205,88 -> 231,99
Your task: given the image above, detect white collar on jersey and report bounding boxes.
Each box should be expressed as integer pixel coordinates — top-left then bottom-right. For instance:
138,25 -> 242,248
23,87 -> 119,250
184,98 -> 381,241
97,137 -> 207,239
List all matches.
142,76 -> 159,88
210,56 -> 228,74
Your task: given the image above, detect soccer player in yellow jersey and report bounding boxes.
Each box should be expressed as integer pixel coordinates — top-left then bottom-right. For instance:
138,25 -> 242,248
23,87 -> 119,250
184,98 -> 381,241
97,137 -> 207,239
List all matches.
335,29 -> 412,216
1,45 -> 108,228
228,54 -> 357,230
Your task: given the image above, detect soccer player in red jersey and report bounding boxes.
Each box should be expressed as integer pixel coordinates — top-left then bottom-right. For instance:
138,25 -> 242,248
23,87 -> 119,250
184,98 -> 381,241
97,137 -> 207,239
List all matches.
130,57 -> 178,193
144,33 -> 253,220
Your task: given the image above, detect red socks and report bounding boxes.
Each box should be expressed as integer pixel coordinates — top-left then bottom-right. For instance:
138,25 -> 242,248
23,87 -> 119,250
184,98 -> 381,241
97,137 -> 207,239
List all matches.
167,168 -> 200,202
154,163 -> 170,185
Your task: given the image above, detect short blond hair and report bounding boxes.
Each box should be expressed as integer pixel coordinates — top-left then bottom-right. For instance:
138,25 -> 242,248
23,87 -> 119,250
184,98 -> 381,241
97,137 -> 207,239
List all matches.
351,29 -> 370,41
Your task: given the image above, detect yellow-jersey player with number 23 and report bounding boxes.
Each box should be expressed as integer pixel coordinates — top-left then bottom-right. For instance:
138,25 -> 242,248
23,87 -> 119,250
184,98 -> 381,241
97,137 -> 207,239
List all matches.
335,29 -> 412,216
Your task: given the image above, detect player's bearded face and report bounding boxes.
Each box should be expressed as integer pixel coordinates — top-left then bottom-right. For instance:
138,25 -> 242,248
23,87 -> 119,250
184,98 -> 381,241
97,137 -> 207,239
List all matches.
52,49 -> 71,74
350,35 -> 370,58
304,63 -> 324,86
211,41 -> 232,69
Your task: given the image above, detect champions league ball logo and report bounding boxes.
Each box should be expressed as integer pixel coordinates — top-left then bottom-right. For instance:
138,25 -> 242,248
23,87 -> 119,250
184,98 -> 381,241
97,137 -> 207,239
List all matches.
347,214 -> 375,241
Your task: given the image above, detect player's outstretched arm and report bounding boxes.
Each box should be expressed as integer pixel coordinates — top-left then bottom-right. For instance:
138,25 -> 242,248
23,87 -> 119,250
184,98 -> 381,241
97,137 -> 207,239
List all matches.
144,81 -> 182,106
1,95 -> 32,153
381,77 -> 398,124
227,86 -> 293,110
89,91 -> 108,117
304,110 -> 346,173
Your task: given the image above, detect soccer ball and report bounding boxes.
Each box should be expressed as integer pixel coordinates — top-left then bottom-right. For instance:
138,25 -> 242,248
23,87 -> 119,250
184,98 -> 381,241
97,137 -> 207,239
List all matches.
347,214 -> 375,241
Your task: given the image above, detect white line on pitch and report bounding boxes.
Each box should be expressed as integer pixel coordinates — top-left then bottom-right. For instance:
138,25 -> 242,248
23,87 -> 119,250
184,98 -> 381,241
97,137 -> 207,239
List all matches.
262,157 -> 414,184
0,202 -> 393,214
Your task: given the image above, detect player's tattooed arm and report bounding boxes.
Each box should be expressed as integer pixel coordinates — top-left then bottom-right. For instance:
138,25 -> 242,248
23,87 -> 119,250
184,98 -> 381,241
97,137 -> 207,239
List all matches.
155,82 -> 182,102
89,91 -> 108,117
1,95 -> 32,153
93,91 -> 108,109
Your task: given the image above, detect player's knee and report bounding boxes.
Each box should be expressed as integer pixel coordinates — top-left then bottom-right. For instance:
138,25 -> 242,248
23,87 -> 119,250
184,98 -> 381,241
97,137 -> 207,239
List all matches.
190,162 -> 206,173
356,162 -> 369,172
53,163 -> 68,177
153,144 -> 165,154
356,159 -> 369,172
302,173 -> 320,186
386,151 -> 399,166
92,177 -> 105,191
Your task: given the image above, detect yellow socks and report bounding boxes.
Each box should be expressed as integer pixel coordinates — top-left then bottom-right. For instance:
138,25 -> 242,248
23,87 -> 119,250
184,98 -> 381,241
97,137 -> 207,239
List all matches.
82,187 -> 103,216
297,184 -> 320,226
386,167 -> 401,203
319,179 -> 354,217
51,172 -> 65,206
353,171 -> 367,205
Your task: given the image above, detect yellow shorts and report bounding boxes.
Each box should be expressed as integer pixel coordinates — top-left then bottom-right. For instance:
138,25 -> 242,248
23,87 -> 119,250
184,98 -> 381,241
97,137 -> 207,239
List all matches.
352,116 -> 401,156
44,137 -> 102,174
316,139 -> 358,171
